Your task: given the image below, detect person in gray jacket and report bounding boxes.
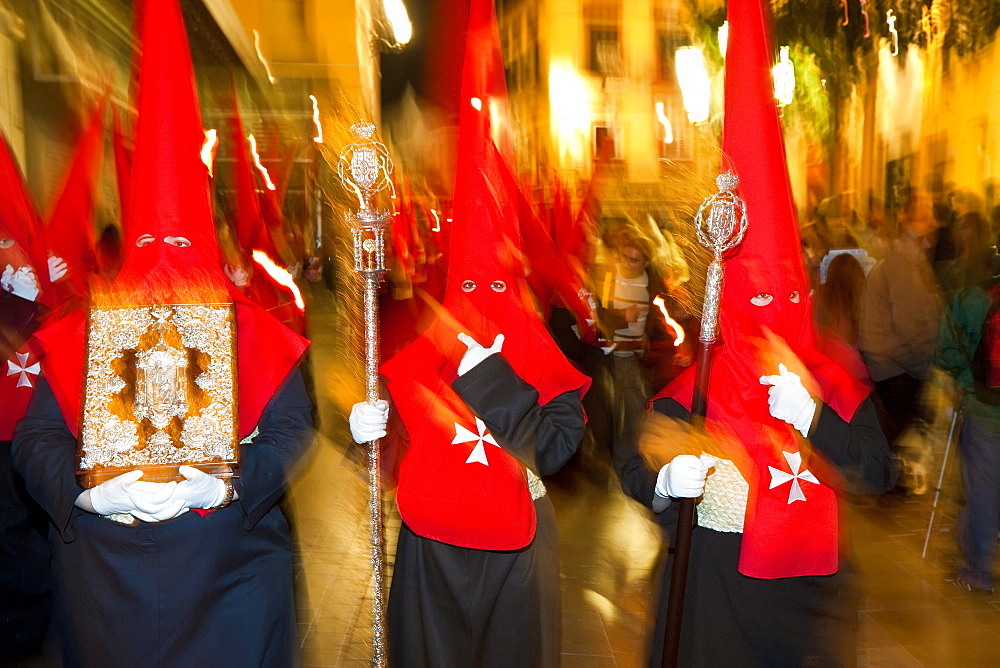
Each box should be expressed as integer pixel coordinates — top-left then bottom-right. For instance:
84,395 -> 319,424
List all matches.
859,191 -> 943,456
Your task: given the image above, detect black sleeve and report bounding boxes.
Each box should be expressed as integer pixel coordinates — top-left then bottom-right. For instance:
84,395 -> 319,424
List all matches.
234,366 -> 315,529
614,397 -> 690,511
452,353 -> 584,476
808,396 -> 899,494
547,307 -> 590,365
11,375 -> 85,542
613,396 -> 688,537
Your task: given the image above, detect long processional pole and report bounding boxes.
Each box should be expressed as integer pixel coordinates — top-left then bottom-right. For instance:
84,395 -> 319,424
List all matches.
337,121 -> 393,668
662,170 -> 747,668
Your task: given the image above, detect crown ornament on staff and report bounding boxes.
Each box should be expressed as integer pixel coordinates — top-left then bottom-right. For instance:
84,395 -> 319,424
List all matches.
337,121 -> 394,275
694,170 -> 748,344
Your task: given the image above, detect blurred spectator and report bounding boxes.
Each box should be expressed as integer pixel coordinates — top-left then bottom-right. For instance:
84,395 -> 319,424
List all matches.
594,232 -> 669,438
859,191 -> 943,463
939,211 -> 994,295
800,220 -> 832,291
935,246 -> 1000,593
817,252 -> 866,349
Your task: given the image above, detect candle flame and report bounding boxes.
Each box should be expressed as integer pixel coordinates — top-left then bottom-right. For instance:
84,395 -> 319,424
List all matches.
653,296 -> 685,346
654,102 -> 673,144
309,95 -> 323,144
252,29 -> 276,84
252,250 -> 304,311
887,10 -> 898,56
247,134 -> 277,191
201,128 -> 218,177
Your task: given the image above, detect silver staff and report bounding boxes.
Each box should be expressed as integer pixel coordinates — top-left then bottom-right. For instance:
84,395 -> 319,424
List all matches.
337,121 -> 393,668
663,169 -> 747,668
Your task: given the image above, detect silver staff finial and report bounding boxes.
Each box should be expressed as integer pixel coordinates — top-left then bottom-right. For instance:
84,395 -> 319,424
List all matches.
694,170 -> 748,343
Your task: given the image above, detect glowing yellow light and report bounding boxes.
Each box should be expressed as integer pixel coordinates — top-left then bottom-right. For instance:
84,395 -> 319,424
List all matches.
718,21 -> 729,58
253,250 -> 304,311
252,29 -> 276,84
309,95 -> 323,144
654,103 -> 673,144
470,97 -> 482,111
384,0 -> 412,46
653,296 -> 685,346
548,65 -> 590,164
674,47 -> 710,124
430,208 -> 441,232
887,10 -> 899,56
772,46 -> 795,107
247,134 -> 276,191
201,128 -> 218,177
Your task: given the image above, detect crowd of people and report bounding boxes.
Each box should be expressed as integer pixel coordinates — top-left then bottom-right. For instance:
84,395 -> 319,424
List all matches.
2,0 -> 998,666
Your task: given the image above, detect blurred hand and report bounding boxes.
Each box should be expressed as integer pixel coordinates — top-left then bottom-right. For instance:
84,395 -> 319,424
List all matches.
457,333 -> 504,376
1,264 -> 40,302
624,305 -> 647,324
48,255 -> 68,283
224,263 -> 250,287
350,400 -> 389,443
655,453 -> 717,499
760,363 -> 817,437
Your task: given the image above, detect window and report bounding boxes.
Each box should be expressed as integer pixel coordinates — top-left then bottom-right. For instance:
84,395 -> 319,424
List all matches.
589,28 -> 621,74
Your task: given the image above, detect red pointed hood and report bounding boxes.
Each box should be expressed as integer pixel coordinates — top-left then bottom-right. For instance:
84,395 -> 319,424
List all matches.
383,0 -> 587,404
34,0 -> 308,440
115,0 -> 221,290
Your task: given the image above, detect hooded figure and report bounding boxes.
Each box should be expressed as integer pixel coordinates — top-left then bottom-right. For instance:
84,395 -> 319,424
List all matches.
11,1 -> 312,665
348,0 -> 587,664
614,1 -> 896,665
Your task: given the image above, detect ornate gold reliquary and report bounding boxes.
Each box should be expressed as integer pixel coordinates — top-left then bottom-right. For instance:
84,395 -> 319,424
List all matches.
78,304 -> 238,487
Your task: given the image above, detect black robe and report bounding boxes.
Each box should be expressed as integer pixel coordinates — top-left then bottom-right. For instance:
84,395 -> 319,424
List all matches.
386,354 -> 584,668
615,394 -> 896,667
12,369 -> 314,668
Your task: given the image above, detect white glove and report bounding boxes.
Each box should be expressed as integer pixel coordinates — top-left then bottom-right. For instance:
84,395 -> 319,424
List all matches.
1,264 -> 40,301
48,255 -> 68,282
88,470 -> 145,515
128,480 -> 189,522
224,263 -> 250,287
655,453 -> 718,499
759,363 -> 817,437
457,333 -> 504,376
350,400 -> 389,443
173,465 -> 228,510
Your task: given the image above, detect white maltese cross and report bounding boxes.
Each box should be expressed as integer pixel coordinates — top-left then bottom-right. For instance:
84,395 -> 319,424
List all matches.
7,352 -> 40,388
453,417 -> 498,466
768,451 -> 819,504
